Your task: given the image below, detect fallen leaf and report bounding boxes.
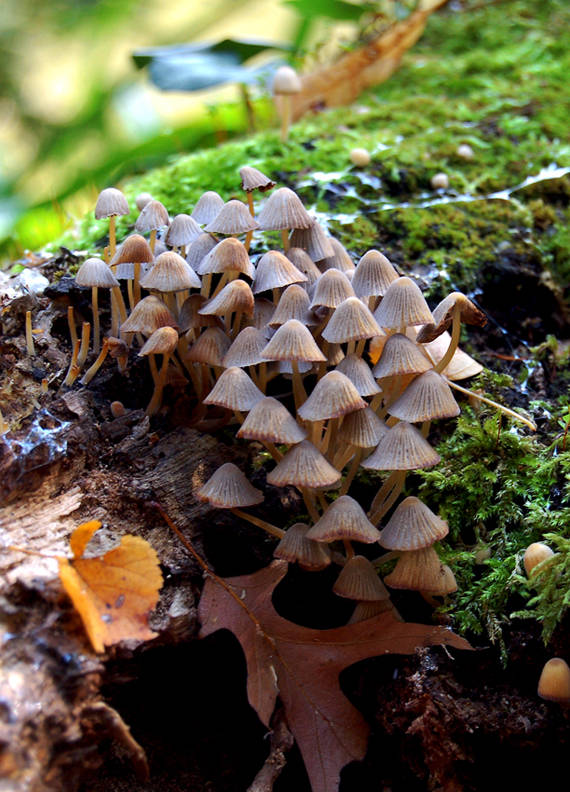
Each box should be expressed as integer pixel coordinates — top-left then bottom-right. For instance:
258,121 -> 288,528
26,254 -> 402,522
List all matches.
59,521 -> 163,653
199,560 -> 471,792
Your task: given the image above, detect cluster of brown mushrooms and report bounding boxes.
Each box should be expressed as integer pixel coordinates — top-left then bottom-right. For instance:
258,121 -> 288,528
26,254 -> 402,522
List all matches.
65,166 -> 536,619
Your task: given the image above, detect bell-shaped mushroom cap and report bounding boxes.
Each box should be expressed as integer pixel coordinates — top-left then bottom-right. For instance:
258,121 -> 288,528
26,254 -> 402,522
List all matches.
388,370 -> 460,423
429,564 -> 457,595
203,367 -> 264,411
191,191 -> 225,225
384,546 -> 447,591
185,327 -> 231,365
319,237 -> 355,274
286,247 -> 321,287
198,238 -> 254,278
253,297 -> 277,334
373,277 -> 434,329
253,250 -> 307,294
373,333 -> 432,379
352,250 -> 399,299
297,371 -> 366,421
205,199 -> 259,235
178,294 -> 221,333
138,326 -> 179,356
523,542 -> 555,577
111,234 -> 154,266
272,65 -> 302,94
322,297 -> 382,343
257,187 -> 313,231
266,440 -> 341,489
95,187 -> 129,219
135,199 -> 169,232
310,269 -> 355,310
196,462 -> 264,508
336,354 -> 381,397
136,192 -> 153,211
290,219 -> 334,262
223,326 -> 269,368
262,319 -> 327,362
362,421 -> 440,471
422,332 -> 483,380
273,523 -> 331,570
140,251 -> 201,292
75,257 -> 119,289
120,295 -> 177,335
537,658 -> 570,703
240,165 -> 275,192
339,407 -> 387,448
199,279 -> 255,317
348,599 -> 397,624
237,396 -> 306,444
379,496 -> 448,551
333,556 -> 390,601
416,292 -> 487,344
186,232 -> 217,272
269,284 -> 314,327
165,213 -> 202,247
306,495 -> 381,543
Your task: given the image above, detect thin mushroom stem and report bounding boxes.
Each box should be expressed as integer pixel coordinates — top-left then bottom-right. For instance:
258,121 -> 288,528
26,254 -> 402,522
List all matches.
445,378 -> 537,430
149,229 -> 157,254
67,306 -> 78,350
355,338 -> 367,358
369,470 -> 407,525
109,216 -> 117,257
133,262 -> 142,305
369,470 -> 404,518
281,229 -> 290,252
63,339 -> 82,386
230,508 -> 285,539
25,311 -> 35,356
81,339 -> 110,385
369,392 -> 383,414
343,539 -> 355,561
263,442 -> 282,463
339,448 -> 364,496
77,322 -> 91,368
91,286 -> 100,355
433,303 -> 461,374
421,420 -> 431,438
300,487 -> 320,524
112,285 -> 128,325
370,550 -> 399,568
146,352 -> 172,416
291,360 -> 308,412
280,95 -> 291,142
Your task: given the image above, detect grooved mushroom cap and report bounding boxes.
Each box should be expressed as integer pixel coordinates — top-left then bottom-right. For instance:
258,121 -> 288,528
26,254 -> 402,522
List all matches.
95,187 -> 129,219
333,556 -> 390,601
239,166 -> 275,193
429,564 -> 457,595
297,371 -> 366,421
388,370 -> 460,423
256,187 -> 313,231
237,397 -> 307,444
178,294 -> 222,333
269,284 -> 314,327
273,523 -> 331,571
272,65 -> 302,94
361,421 -> 440,471
185,327 -> 231,365
384,546 -> 447,591
75,257 -> 119,289
310,268 -> 355,310
319,237 -> 355,274
198,238 -> 254,278
339,407 -> 387,448
223,327 -> 269,368
205,199 -> 259,235
373,276 -> 434,329
352,250 -> 399,299
261,319 -> 327,362
111,234 -> 154,266
422,332 -> 483,380
138,326 -> 179,356
290,220 -> 335,262
165,214 -> 202,247
135,199 -> 169,232
266,440 -> 341,489
286,247 -> 321,287
322,297 -> 382,343
336,354 -> 381,396
198,279 -> 255,317
537,658 -> 570,703
203,367 -> 264,411
253,250 -> 307,293
140,251 -> 201,292
196,462 -> 264,508
379,496 -> 448,551
373,333 -> 432,379
416,292 -> 487,344
253,297 -> 277,333
186,233 -> 217,272
306,495 -> 381,543
191,191 -> 225,225
120,295 -> 177,335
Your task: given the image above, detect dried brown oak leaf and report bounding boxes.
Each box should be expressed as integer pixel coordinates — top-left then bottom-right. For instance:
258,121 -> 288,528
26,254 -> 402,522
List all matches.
199,559 -> 471,792
58,520 -> 163,653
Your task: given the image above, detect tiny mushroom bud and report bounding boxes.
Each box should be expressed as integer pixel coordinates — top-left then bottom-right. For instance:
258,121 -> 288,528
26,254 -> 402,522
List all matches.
431,173 -> 449,190
273,65 -> 301,143
349,148 -> 371,167
537,658 -> 570,704
524,542 -> 554,577
457,143 -> 475,160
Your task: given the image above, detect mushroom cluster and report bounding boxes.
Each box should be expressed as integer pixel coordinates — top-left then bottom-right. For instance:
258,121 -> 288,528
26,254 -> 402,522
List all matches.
62,168 -> 535,620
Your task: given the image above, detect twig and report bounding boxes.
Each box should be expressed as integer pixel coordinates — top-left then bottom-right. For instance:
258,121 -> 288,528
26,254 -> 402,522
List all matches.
247,706 -> 294,792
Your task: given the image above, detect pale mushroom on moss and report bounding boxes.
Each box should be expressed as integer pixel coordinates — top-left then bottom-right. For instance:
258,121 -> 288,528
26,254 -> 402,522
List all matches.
273,65 -> 301,142
95,187 -> 129,258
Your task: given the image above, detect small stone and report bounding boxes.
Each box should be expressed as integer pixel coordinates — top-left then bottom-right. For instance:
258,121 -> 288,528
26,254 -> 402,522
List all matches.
350,148 -> 371,167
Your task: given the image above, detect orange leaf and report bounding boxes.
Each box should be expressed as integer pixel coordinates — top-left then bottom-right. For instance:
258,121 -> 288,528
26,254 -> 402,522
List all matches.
59,522 -> 163,653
